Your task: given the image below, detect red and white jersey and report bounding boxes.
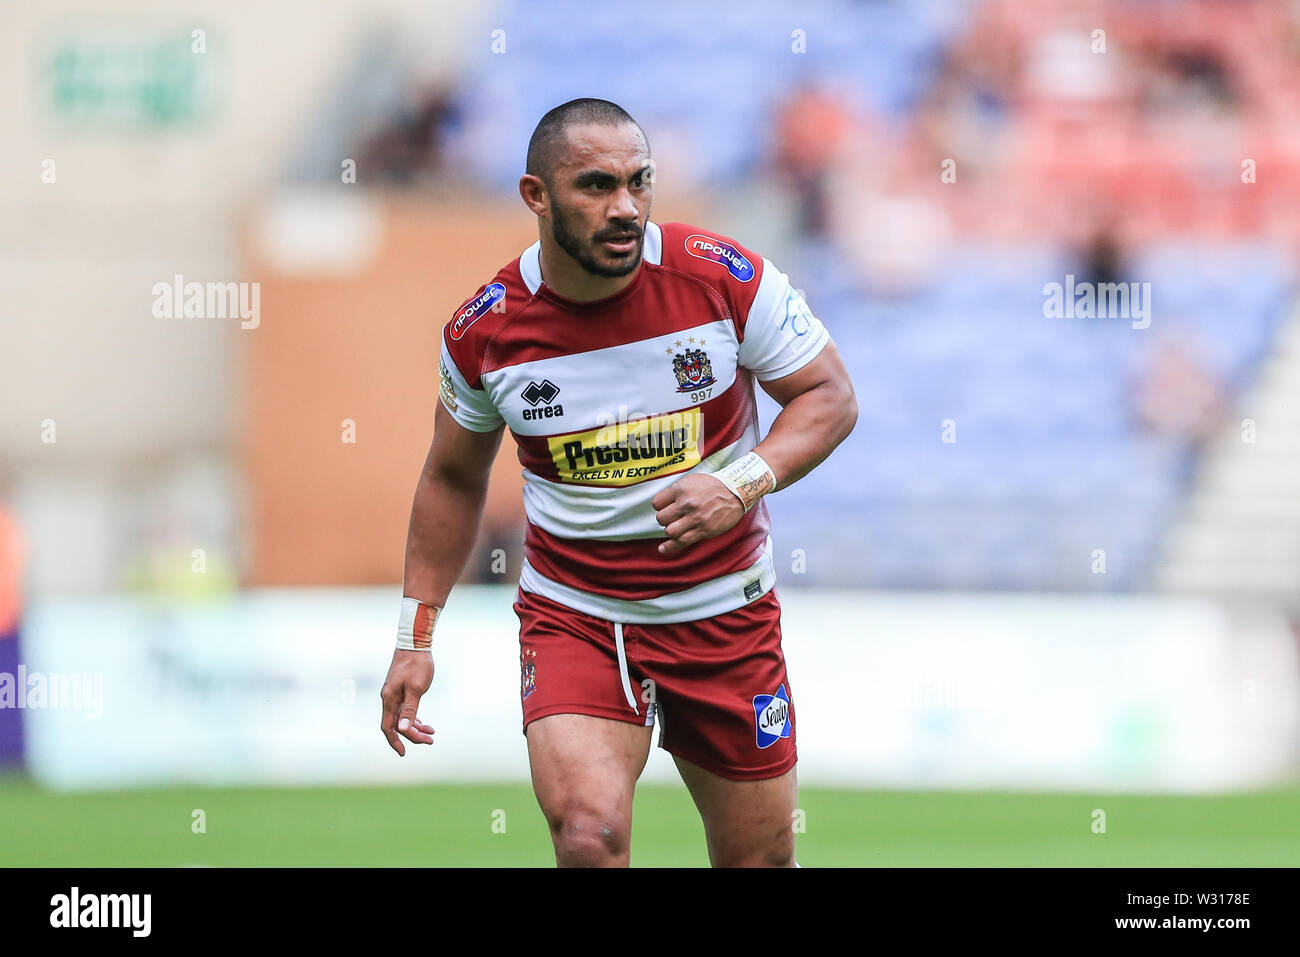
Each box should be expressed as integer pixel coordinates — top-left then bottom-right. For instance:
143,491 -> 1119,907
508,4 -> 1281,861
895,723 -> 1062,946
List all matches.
438,221 -> 830,623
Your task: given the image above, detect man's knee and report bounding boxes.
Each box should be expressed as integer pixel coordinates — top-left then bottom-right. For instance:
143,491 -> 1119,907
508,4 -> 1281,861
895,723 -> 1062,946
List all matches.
710,824 -> 795,868
544,803 -> 631,866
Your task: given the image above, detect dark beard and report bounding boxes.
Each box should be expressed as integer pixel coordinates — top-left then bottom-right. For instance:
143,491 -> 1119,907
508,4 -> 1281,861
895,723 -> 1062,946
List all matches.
550,201 -> 643,278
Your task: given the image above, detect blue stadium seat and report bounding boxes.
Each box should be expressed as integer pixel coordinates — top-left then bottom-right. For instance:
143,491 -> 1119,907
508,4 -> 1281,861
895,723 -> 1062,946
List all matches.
441,7 -> 1295,591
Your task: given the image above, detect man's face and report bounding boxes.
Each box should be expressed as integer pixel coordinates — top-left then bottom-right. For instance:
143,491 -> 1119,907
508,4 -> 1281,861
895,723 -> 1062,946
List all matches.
544,123 -> 654,278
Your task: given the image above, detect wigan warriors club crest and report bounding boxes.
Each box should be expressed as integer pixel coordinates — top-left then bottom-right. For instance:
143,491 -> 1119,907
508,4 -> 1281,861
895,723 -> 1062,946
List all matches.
672,346 -> 716,392
521,649 -> 537,699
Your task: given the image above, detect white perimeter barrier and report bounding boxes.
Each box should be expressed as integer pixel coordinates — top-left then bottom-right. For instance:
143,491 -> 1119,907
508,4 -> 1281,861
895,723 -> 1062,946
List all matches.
16,585 -> 1300,791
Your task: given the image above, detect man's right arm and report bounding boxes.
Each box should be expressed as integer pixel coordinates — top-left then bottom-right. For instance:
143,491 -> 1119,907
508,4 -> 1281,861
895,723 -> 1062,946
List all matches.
403,401 -> 505,608
380,401 -> 505,756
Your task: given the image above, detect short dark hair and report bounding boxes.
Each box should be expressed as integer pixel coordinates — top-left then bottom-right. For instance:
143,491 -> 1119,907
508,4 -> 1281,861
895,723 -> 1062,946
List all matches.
525,98 -> 646,182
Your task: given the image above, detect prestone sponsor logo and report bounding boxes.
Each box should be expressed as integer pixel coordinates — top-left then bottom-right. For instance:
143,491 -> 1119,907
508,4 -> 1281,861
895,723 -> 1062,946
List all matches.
547,409 -> 702,486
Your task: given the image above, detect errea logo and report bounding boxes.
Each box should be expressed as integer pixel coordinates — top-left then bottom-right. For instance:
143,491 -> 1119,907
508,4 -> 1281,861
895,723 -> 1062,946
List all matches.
521,379 -> 563,421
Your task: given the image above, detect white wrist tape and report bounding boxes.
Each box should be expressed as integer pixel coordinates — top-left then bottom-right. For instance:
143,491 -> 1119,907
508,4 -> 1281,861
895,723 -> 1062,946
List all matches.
711,451 -> 777,513
396,597 -> 439,651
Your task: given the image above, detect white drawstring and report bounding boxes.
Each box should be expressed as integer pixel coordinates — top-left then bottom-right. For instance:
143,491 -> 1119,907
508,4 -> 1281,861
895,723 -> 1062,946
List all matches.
613,622 -> 638,713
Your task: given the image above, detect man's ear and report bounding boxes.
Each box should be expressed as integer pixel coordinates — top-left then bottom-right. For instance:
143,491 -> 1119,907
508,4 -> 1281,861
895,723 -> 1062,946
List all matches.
519,174 -> 548,217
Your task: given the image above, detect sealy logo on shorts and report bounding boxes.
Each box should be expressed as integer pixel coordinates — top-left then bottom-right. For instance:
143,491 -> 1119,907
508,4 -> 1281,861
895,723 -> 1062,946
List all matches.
547,409 -> 702,486
685,235 -> 755,282
450,282 -> 506,340
752,684 -> 791,749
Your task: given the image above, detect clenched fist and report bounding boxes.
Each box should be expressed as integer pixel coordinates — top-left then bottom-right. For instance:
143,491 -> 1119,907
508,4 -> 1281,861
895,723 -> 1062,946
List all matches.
651,473 -> 745,555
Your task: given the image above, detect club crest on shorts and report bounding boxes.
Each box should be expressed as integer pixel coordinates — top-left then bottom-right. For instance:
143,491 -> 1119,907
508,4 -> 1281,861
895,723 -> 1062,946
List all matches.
672,347 -> 716,392
752,684 -> 791,749
521,649 -> 537,699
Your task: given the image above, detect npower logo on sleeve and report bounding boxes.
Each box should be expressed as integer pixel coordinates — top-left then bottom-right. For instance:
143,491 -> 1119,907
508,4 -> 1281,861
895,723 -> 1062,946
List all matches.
684,235 -> 755,282
450,282 -> 506,340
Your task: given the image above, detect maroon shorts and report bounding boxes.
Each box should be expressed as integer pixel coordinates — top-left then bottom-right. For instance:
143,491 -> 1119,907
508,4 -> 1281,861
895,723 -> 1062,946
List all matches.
513,587 -> 796,781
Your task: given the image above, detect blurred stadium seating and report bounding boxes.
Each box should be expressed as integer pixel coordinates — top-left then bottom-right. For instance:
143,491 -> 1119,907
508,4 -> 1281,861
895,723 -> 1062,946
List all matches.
7,0 -> 1299,598
346,0 -> 1300,594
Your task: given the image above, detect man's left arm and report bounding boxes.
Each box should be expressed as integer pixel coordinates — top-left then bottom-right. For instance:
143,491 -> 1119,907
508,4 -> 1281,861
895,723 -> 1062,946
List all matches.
653,341 -> 857,554
750,340 -> 857,488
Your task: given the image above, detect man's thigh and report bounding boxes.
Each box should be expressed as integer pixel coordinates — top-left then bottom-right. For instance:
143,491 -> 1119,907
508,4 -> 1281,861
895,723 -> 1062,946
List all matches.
515,588 -> 657,864
526,713 -> 654,817
631,589 -> 799,866
673,755 -> 798,867
526,713 -> 653,864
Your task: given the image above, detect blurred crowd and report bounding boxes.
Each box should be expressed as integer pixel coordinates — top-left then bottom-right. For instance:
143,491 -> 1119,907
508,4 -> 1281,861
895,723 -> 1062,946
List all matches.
337,0 -> 1300,590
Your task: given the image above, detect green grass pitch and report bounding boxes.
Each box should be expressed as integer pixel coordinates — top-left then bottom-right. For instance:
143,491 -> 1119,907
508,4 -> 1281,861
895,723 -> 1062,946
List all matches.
2,776 -> 1297,866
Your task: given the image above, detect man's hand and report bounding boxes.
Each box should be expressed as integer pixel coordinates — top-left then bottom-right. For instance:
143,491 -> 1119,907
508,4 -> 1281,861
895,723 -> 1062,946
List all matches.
652,473 -> 746,555
380,649 -> 435,756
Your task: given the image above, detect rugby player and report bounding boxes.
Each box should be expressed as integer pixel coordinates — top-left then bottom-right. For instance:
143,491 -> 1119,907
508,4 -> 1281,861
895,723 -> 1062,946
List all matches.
380,98 -> 857,867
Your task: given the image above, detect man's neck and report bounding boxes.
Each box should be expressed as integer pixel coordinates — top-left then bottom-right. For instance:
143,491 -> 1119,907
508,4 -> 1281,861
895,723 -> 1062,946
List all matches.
537,236 -> 640,303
